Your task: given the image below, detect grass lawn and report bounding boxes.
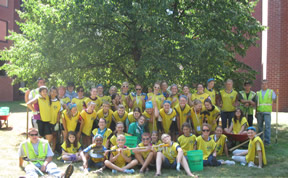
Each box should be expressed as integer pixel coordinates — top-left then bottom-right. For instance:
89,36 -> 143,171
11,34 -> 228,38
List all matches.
0,101 -> 287,177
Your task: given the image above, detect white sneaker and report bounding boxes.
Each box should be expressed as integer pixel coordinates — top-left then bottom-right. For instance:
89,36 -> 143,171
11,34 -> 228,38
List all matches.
64,160 -> 72,164
225,160 -> 235,165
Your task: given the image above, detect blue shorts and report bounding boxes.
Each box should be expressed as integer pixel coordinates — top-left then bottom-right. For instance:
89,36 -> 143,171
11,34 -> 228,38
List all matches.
163,158 -> 177,168
88,159 -> 104,168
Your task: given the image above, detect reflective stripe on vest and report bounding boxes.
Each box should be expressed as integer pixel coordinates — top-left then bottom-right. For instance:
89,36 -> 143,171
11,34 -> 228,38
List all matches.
257,89 -> 273,112
239,91 -> 256,115
22,139 -> 48,165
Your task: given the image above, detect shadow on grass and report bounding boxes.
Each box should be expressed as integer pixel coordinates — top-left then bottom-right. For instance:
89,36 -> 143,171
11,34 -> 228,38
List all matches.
0,101 -> 27,113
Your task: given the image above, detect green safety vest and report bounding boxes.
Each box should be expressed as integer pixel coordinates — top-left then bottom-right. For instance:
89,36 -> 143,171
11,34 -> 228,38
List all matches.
257,89 -> 273,112
22,139 -> 48,165
239,91 -> 256,115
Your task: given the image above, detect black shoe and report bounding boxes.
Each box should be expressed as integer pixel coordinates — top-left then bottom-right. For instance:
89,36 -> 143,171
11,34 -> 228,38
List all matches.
64,164 -> 74,178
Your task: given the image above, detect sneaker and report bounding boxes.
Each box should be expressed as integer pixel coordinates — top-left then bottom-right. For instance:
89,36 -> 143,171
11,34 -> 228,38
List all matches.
225,160 -> 235,165
123,169 -> 135,174
112,169 -> 117,174
240,162 -> 246,166
64,161 -> 72,164
64,164 -> 74,178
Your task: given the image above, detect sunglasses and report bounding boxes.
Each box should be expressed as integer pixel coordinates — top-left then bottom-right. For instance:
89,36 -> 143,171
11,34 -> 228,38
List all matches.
29,134 -> 38,137
142,138 -> 150,141
122,86 -> 129,88
117,139 -> 125,141
202,129 -> 210,132
136,88 -> 142,90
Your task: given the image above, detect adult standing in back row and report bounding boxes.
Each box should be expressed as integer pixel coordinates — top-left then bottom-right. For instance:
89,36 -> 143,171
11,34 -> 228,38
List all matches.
256,80 -> 276,145
218,79 -> 238,129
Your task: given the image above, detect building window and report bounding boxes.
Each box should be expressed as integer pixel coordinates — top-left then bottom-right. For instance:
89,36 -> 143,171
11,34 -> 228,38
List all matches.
0,0 -> 8,7
0,20 -> 8,42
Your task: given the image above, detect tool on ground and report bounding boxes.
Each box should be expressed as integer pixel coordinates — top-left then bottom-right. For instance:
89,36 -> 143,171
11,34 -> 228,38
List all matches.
229,131 -> 263,152
22,157 -> 44,176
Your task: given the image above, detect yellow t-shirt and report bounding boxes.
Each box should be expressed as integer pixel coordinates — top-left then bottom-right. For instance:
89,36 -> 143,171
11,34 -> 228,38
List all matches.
129,93 -> 145,112
38,96 -> 51,122
96,109 -> 113,128
62,110 -> 80,132
191,93 -> 210,109
84,97 -> 103,112
210,134 -> 227,156
178,134 -> 196,156
97,95 -> 111,104
60,97 -> 71,105
142,111 -> 157,133
152,140 -> 162,152
159,109 -> 177,133
137,142 -> 154,159
167,95 -> 179,108
118,92 -> 130,112
50,100 -> 61,125
80,110 -> 97,136
162,142 -> 180,163
61,141 -> 81,154
113,111 -> 128,123
92,128 -> 113,147
147,93 -> 165,109
174,104 -> 191,129
196,136 -> 216,160
232,117 -> 248,134
111,145 -> 131,168
190,108 -> 204,135
127,112 -> 137,124
220,89 -> 238,112
206,106 -> 220,132
204,88 -> 217,105
71,97 -> 87,112
246,136 -> 267,165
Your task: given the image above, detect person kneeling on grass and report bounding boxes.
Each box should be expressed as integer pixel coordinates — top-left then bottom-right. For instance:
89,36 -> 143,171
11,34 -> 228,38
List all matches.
155,134 -> 196,177
210,126 -> 229,158
133,132 -> 156,173
104,134 -> 138,174
80,134 -> 108,174
232,126 -> 267,168
61,131 -> 82,163
19,128 -> 74,178
177,123 -> 197,156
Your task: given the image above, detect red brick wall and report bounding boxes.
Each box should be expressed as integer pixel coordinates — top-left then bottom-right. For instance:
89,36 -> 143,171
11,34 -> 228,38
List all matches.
237,0 -> 262,92
266,0 -> 288,111
0,0 -> 22,101
0,76 -> 13,101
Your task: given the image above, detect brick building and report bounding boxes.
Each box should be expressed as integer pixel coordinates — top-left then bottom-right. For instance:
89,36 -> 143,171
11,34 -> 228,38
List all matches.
0,0 -> 287,111
0,0 -> 22,101
238,0 -> 288,111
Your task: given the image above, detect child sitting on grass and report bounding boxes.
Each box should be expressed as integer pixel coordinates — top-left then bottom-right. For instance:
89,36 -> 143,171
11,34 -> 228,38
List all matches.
177,123 -> 196,156
232,126 -> 267,168
61,131 -> 82,163
210,126 -> 229,157
104,134 -> 138,174
80,134 -> 108,174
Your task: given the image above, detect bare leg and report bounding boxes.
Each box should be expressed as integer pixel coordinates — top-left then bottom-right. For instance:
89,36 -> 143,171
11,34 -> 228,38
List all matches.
139,152 -> 153,172
52,132 -> 57,152
45,134 -> 53,145
181,156 -> 195,177
122,159 -> 138,169
135,153 -> 145,165
104,160 -> 125,172
155,152 -> 165,175
62,155 -> 71,161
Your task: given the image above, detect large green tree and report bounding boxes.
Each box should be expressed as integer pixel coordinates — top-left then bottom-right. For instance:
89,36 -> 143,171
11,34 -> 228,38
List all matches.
1,0 -> 264,90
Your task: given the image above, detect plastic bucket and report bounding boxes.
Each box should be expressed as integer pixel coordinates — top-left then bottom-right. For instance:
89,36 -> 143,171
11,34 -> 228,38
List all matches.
0,107 -> 9,116
125,136 -> 137,154
187,150 -> 203,172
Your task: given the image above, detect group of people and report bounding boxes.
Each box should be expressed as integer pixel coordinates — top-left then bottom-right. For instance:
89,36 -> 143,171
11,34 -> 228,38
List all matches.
19,77 -> 275,177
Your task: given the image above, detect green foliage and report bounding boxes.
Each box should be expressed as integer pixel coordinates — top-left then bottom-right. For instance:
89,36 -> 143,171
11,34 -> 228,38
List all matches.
0,0 -> 264,91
